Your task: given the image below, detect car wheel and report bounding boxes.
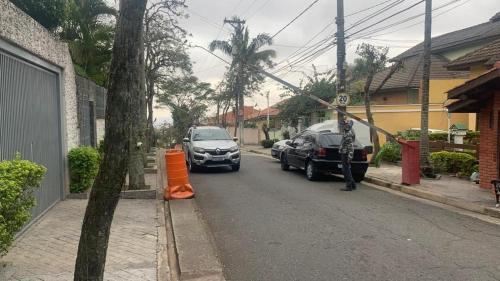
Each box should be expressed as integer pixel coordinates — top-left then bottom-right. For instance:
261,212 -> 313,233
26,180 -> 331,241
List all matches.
353,173 -> 365,183
232,163 -> 240,171
306,161 -> 319,181
280,154 -> 289,171
187,155 -> 197,172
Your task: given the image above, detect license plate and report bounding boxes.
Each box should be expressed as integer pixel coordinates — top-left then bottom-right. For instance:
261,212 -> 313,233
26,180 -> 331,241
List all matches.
212,157 -> 224,161
337,164 -> 342,168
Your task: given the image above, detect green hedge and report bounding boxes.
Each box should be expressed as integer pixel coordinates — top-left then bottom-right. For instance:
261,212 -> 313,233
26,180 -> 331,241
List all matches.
373,142 -> 401,167
261,139 -> 280,148
0,154 -> 46,256
430,151 -> 476,176
397,130 -> 448,141
68,147 -> 101,193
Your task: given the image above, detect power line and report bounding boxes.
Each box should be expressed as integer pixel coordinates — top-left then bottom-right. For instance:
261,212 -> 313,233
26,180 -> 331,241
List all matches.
271,0 -> 321,39
240,0 -> 260,18
350,0 -> 467,40
270,0 -> 408,73
346,0 -> 425,39
345,0 -> 396,17
246,0 -> 273,20
272,23 -> 334,69
345,0 -> 407,33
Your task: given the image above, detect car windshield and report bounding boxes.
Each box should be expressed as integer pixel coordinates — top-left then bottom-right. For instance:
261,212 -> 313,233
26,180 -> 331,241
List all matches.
319,133 -> 362,147
192,129 -> 231,141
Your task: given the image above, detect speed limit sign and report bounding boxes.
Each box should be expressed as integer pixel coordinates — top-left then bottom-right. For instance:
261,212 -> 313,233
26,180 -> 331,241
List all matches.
336,93 -> 350,106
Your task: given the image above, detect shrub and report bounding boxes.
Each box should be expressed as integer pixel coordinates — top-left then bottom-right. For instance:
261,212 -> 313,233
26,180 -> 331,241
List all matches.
430,151 -> 476,176
68,147 -> 101,193
261,139 -> 279,148
465,131 -> 480,144
397,130 -> 448,141
0,154 -> 46,256
373,142 -> 401,167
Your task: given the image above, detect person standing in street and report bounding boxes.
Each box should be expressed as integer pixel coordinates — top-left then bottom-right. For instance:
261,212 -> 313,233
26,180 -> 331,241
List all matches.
340,118 -> 356,191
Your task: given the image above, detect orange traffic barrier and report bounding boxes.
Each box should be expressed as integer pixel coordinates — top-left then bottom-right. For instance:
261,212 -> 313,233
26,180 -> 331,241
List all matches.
164,149 -> 195,200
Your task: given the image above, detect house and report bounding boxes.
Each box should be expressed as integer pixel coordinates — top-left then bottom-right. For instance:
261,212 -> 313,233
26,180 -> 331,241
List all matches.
445,37 -> 500,189
446,63 -> 500,189
246,106 -> 282,141
0,0 -> 105,228
1,0 -> 77,223
205,106 -> 259,126
325,12 -> 500,144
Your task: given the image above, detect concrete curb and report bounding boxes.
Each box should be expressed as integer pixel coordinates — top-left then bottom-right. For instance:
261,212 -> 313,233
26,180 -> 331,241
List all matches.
363,175 -> 500,218
65,189 -> 156,199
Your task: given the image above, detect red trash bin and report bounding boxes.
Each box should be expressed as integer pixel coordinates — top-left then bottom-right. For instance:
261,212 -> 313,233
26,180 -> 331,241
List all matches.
397,139 -> 420,185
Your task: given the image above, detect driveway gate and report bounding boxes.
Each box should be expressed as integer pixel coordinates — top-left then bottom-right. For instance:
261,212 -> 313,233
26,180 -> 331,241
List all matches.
0,46 -> 64,223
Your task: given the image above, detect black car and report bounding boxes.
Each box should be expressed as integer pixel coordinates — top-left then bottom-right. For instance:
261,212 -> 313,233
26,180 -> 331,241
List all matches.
280,130 -> 372,181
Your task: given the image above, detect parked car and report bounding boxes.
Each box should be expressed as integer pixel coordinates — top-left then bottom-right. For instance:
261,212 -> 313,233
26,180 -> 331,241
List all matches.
271,139 -> 290,160
182,126 -> 240,172
280,129 -> 372,181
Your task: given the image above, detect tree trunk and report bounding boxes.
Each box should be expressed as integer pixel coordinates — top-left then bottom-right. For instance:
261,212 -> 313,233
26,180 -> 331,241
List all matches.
363,62 -> 402,164
128,18 -> 147,191
420,0 -> 432,171
73,0 -> 147,280
146,79 -> 155,152
364,91 -> 380,163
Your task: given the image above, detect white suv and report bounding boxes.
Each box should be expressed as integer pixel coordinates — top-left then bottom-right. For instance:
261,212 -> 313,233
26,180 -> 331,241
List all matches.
183,126 -> 240,172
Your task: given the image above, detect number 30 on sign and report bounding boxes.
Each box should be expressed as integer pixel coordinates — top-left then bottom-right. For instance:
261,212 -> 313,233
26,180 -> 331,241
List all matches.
336,93 -> 350,106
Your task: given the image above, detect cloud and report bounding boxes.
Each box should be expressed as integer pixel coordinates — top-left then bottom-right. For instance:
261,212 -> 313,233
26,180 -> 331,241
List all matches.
152,0 -> 499,121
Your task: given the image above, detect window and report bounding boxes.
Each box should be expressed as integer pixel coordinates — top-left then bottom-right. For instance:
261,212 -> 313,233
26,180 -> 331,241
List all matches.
293,136 -> 305,146
192,128 -> 231,141
304,134 -> 315,144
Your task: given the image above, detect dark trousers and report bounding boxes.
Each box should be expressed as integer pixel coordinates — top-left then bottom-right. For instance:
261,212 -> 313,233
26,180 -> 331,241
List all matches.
341,153 -> 356,189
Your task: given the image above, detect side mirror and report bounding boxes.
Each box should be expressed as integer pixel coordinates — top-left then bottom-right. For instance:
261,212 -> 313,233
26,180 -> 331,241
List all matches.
364,146 -> 373,154
182,138 -> 189,142
233,137 -> 238,141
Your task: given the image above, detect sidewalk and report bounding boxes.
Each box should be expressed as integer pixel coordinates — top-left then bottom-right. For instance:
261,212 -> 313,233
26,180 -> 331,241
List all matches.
365,164 -> 500,219
240,145 -> 271,156
0,150 -> 164,281
0,199 -> 158,281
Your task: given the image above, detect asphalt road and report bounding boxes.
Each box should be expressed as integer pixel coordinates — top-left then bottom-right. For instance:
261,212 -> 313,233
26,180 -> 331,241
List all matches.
191,153 -> 500,281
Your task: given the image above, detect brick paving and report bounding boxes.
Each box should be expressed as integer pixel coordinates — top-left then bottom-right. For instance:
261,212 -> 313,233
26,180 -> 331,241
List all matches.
0,199 -> 157,281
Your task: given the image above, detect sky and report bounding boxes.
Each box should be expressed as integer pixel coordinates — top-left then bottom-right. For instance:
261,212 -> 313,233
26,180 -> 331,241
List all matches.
153,0 -> 500,124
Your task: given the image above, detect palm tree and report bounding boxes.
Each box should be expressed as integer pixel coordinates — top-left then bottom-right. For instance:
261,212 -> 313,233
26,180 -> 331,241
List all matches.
209,17 -> 275,140
60,0 -> 117,86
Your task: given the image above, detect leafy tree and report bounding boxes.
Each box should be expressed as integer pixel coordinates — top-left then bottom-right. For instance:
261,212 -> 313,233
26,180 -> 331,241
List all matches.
279,66 -> 336,129
60,0 -> 117,86
144,0 -> 191,151
355,43 -> 401,162
73,0 -> 147,278
157,76 -> 214,143
10,0 -> 66,31
209,17 -> 276,138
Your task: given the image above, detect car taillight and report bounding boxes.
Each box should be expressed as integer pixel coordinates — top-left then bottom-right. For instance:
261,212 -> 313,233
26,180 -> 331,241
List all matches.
361,149 -> 368,161
317,147 -> 327,157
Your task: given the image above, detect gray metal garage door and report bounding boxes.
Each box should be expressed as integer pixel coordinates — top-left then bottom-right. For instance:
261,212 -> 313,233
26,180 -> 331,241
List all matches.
0,49 -> 63,222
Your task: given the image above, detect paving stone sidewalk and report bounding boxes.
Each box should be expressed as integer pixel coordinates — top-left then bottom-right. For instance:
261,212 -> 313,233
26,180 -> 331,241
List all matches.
0,199 -> 158,281
366,164 -> 496,207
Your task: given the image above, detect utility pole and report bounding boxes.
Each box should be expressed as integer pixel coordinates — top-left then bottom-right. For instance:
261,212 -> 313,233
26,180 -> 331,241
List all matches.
224,18 -> 246,146
336,0 -> 347,131
420,0 -> 432,172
